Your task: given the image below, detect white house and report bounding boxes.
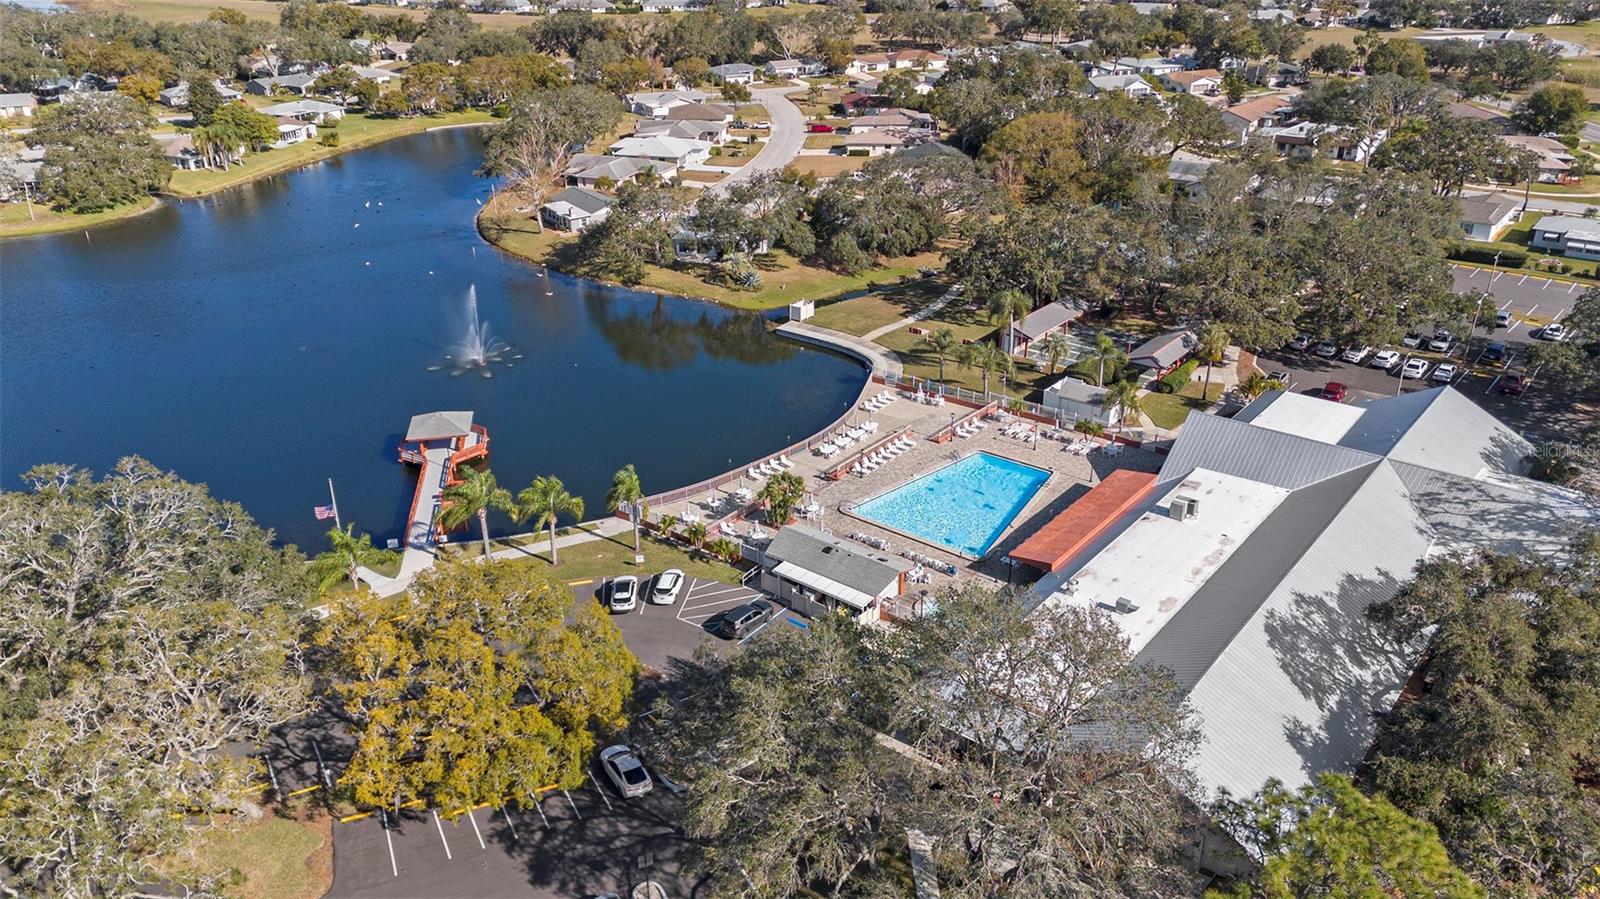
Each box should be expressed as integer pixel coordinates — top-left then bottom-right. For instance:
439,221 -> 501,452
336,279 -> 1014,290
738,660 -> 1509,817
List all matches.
260,99 -> 345,124
1457,193 -> 1521,242
635,118 -> 729,144
759,524 -> 911,623
1118,55 -> 1183,76
625,88 -> 707,117
245,73 -> 317,96
609,135 -> 713,167
1042,376 -> 1121,428
272,117 -> 317,148
1088,73 -> 1153,98
841,131 -> 908,156
564,153 -> 675,188
764,58 -> 827,78
1269,121 -> 1387,163
540,186 -> 615,232
1218,93 -> 1294,144
1161,68 -> 1222,95
0,93 -> 36,118
1500,135 -> 1578,184
1528,214 -> 1600,260
708,62 -> 758,85
346,65 -> 397,85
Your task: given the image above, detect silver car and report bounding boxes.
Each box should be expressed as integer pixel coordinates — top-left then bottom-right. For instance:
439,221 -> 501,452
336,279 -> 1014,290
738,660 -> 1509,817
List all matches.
599,745 -> 653,799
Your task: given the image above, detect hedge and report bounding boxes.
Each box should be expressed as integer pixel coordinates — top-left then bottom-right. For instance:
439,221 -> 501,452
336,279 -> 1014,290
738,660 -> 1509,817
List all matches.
1448,243 -> 1526,268
1155,358 -> 1200,394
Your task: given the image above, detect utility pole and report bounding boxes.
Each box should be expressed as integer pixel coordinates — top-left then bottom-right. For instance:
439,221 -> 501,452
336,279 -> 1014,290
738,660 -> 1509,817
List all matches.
328,478 -> 342,530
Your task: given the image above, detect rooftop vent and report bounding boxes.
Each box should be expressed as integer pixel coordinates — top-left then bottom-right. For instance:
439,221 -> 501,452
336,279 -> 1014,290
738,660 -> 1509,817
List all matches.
1114,597 -> 1140,614
1169,495 -> 1200,521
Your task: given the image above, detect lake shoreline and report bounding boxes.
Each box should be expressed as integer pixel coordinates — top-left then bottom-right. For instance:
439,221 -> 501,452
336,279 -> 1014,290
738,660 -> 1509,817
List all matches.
1,113 -> 494,240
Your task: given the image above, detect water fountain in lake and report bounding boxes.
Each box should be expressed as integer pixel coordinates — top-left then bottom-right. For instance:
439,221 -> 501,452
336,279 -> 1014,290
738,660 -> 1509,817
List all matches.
437,285 -> 518,377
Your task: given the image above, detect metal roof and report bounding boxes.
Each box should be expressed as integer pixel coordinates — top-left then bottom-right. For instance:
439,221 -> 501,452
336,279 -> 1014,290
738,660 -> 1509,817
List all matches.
1128,328 -> 1197,369
1339,387 -> 1529,479
1157,412 -> 1381,491
405,411 -> 474,442
765,524 -> 910,599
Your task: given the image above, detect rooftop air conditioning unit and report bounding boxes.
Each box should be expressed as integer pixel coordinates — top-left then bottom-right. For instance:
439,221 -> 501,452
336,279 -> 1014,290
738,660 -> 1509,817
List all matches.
1169,496 -> 1199,521
1114,597 -> 1139,614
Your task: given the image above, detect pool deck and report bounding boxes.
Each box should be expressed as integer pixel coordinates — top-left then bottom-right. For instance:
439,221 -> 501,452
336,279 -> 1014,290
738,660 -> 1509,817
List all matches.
657,385 -> 1165,588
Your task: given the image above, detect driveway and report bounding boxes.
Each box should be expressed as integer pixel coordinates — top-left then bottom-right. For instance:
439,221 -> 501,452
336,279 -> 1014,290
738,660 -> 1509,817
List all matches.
711,86 -> 804,193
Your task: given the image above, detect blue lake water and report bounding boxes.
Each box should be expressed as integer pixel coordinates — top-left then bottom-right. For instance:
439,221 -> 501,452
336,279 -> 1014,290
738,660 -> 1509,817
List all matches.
854,451 -> 1050,557
0,128 -> 866,549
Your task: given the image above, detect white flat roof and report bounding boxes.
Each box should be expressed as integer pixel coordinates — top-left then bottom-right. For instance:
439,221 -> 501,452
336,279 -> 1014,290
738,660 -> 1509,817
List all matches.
1237,391 -> 1366,444
1035,468 -> 1288,654
772,560 -> 878,610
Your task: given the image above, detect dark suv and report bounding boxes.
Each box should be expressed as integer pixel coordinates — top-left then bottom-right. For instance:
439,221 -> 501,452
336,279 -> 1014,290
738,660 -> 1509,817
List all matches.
711,600 -> 773,639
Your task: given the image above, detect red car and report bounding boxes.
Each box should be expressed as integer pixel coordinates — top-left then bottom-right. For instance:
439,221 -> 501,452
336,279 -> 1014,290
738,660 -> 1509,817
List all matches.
1497,372 -> 1528,396
1319,381 -> 1348,402
806,123 -> 835,133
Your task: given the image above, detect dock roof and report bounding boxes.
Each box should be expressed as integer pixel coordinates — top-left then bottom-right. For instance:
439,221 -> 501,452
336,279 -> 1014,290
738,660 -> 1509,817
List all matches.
406,411 -> 474,441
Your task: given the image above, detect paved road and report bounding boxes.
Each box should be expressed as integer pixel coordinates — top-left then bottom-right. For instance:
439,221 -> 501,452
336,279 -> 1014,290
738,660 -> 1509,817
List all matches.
710,86 -> 804,193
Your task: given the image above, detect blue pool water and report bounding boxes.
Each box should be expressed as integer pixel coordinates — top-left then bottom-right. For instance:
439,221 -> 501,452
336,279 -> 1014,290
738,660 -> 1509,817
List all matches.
854,452 -> 1050,557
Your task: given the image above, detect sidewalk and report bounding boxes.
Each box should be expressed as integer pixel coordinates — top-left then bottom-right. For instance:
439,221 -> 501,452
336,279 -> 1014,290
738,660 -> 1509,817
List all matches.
774,320 -> 903,377
860,286 -> 959,342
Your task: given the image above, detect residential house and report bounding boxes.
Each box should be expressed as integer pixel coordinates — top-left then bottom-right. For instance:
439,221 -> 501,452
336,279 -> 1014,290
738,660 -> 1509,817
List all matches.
891,50 -> 947,70
1245,60 -> 1307,87
663,101 -> 735,123
376,41 -> 413,62
609,135 -> 714,167
1161,68 -> 1223,95
0,147 -> 45,199
636,118 -> 729,144
550,0 -> 615,11
841,111 -> 918,132
1269,121 -> 1387,162
641,0 -> 698,11
1443,101 -> 1512,132
1167,150 -> 1218,196
1128,0 -> 1174,12
158,80 -> 243,108
1091,60 -> 1140,77
272,117 -> 317,148
1088,73 -> 1154,98
1528,214 -> 1600,260
1001,300 -> 1080,356
1218,93 -> 1294,144
841,131 -> 908,156
564,153 -> 675,187
1118,55 -> 1183,76
759,524 -> 912,622
626,89 -> 707,117
708,63 -> 758,85
1041,377 -> 1122,428
0,93 -> 36,118
1500,134 -> 1577,184
246,73 -> 318,96
1128,328 -> 1197,375
347,65 -> 397,85
764,58 -> 827,78
158,133 -> 242,170
1457,193 -> 1521,241
260,99 -> 345,124
845,52 -> 894,75
1017,387 -> 1598,811
540,186 -> 615,232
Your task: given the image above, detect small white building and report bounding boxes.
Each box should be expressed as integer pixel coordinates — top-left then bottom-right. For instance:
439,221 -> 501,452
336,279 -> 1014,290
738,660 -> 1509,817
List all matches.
625,88 -> 707,117
759,524 -> 911,623
709,63 -> 758,85
1528,214 -> 1600,260
765,58 -> 827,78
540,186 -> 615,232
0,93 -> 36,118
1457,193 -> 1521,242
841,131 -> 907,156
1088,73 -> 1153,98
1042,376 -> 1121,428
260,99 -> 346,124
272,117 -> 317,148
1161,68 -> 1222,95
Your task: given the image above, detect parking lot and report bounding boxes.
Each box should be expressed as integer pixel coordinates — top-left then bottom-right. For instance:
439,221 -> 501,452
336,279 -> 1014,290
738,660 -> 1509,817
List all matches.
570,571 -> 801,671
327,770 -> 701,899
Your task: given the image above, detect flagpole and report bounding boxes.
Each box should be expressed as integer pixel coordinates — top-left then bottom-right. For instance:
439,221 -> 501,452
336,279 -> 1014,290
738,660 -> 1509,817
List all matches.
328,478 -> 342,530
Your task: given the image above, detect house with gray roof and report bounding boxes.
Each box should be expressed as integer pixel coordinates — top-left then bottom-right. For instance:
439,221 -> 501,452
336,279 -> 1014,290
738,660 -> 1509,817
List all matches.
1087,73 -> 1153,98
1026,386 -> 1599,811
626,88 -> 708,117
0,92 -> 38,118
539,186 -> 615,232
765,58 -> 827,78
260,98 -> 345,124
663,101 -> 734,123
246,73 -> 317,96
158,80 -> 243,108
760,524 -> 912,621
636,118 -> 729,144
1528,213 -> 1600,259
1457,193 -> 1521,241
1128,328 -> 1197,373
708,62 -> 758,85
564,153 -> 675,188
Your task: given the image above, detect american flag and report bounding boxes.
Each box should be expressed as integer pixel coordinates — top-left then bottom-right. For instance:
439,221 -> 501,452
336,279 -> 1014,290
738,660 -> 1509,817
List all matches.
314,505 -> 337,520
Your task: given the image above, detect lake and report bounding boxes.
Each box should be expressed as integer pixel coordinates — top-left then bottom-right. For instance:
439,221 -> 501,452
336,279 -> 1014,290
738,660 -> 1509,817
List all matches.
0,128 -> 866,550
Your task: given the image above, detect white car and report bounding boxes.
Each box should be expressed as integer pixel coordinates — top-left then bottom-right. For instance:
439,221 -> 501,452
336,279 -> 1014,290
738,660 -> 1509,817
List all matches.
1312,339 -> 1339,358
599,745 -> 653,799
1540,322 -> 1567,341
1427,330 -> 1454,353
650,568 -> 685,605
1288,333 -> 1313,351
1400,357 -> 1431,380
1431,362 -> 1458,383
1340,345 -> 1372,364
1401,333 -> 1424,348
1370,349 -> 1400,370
607,575 -> 639,613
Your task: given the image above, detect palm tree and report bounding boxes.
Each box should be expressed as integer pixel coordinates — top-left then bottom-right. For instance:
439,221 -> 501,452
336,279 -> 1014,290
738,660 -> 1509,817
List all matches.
439,467 -> 513,559
986,288 -> 1032,355
516,475 -> 586,565
1090,333 -> 1123,387
929,329 -> 956,386
1197,323 -> 1229,403
957,342 -> 1014,399
1040,331 -> 1071,374
758,471 -> 806,524
308,524 -> 399,592
684,520 -> 708,553
606,464 -> 648,552
1104,379 -> 1143,433
658,514 -> 679,541
707,537 -> 738,562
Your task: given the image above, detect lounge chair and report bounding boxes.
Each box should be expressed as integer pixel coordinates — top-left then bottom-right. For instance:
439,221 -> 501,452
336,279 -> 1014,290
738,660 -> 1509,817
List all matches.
777,455 -> 794,470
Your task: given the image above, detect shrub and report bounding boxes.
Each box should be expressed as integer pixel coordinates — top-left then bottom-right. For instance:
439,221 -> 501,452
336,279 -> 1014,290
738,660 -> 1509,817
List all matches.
1446,242 -> 1526,268
319,131 -> 341,147
1074,419 -> 1106,436
1155,358 -> 1200,394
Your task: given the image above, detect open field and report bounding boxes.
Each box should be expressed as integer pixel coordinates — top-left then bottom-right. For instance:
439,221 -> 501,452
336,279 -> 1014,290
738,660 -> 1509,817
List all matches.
480,194 -> 941,310
182,814 -> 332,899
785,154 -> 869,179
806,277 -> 948,336
0,195 -> 159,238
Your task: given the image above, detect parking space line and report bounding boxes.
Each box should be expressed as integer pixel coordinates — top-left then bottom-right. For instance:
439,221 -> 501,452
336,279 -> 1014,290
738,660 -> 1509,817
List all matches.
687,584 -> 747,600
590,771 -> 614,812
380,810 -> 399,878
563,790 -> 582,820
501,806 -> 520,842
466,808 -> 486,850
432,809 -> 453,860
739,618 -> 774,645
529,793 -> 551,829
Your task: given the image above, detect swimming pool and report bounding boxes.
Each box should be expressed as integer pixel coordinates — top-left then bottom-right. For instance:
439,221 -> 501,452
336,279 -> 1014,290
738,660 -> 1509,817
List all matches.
853,452 -> 1051,557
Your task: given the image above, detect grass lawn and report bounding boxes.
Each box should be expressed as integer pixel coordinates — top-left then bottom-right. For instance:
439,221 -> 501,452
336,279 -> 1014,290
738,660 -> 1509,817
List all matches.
785,154 -> 869,180
0,195 -> 159,238
807,277 -> 947,336
803,134 -> 847,150
504,530 -> 743,584
703,150 -> 756,168
874,303 -> 1061,401
1141,382 -> 1225,430
679,170 -> 726,183
167,109 -> 495,197
182,814 -> 332,899
479,194 -> 941,310
1469,211 -> 1600,278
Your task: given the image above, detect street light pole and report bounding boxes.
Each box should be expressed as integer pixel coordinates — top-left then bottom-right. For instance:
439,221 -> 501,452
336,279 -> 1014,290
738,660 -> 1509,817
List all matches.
1397,354 -> 1413,396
